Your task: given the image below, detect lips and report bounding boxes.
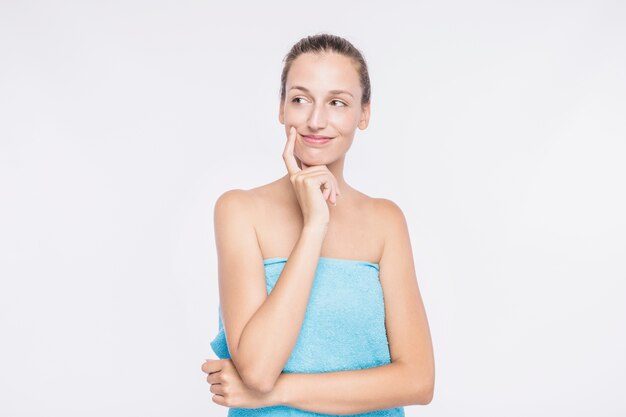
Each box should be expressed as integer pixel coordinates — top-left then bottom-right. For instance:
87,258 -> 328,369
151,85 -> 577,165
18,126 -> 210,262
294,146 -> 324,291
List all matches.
301,134 -> 333,145
302,134 -> 333,139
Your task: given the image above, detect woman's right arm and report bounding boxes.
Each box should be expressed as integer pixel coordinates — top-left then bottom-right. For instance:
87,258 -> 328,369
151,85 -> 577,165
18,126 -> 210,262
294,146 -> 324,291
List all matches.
214,189 -> 327,394
215,127 -> 339,393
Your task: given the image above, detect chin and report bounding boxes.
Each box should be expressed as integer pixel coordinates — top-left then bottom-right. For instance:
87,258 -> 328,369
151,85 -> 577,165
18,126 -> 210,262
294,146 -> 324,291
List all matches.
302,159 -> 331,168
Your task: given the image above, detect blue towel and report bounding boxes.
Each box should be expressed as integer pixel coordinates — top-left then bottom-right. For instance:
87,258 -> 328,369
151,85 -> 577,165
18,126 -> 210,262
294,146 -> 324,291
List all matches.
209,257 -> 405,417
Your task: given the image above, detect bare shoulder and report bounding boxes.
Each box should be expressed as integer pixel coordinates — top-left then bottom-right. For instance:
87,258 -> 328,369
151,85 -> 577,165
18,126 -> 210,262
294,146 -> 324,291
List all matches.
215,179 -> 285,210
371,197 -> 406,219
371,197 -> 409,237
215,188 -> 248,209
367,197 -> 412,265
213,189 -> 262,252
213,187 -> 263,221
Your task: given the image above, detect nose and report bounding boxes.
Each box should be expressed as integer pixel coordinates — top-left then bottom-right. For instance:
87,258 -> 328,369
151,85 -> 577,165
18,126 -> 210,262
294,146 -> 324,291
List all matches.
307,103 -> 327,131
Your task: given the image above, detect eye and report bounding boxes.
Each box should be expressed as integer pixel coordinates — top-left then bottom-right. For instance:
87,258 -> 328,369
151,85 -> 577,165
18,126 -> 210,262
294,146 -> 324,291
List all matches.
331,100 -> 347,107
291,97 -> 306,104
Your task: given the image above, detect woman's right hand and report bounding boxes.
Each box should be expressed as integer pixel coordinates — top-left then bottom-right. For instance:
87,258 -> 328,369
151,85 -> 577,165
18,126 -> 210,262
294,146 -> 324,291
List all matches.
283,126 -> 341,228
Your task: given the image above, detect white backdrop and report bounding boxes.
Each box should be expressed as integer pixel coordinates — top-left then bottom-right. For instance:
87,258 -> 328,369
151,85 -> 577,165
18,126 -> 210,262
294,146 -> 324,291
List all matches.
1,1 -> 625,416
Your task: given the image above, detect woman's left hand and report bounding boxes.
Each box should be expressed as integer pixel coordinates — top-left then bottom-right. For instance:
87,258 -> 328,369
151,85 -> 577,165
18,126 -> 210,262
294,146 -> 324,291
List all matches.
201,358 -> 277,409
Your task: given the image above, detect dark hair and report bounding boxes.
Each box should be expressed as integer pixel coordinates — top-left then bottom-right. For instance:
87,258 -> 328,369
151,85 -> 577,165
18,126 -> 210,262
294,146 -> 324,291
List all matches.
279,33 -> 371,106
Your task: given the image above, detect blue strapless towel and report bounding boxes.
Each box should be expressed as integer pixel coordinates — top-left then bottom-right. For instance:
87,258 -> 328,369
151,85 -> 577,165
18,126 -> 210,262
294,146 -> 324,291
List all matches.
209,257 -> 405,417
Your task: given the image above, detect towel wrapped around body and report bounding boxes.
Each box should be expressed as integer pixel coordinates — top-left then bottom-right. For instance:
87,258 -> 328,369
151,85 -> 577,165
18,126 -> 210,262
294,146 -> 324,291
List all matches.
209,257 -> 405,417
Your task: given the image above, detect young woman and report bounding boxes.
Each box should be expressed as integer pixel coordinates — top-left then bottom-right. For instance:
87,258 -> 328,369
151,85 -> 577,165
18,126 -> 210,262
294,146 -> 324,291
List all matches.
201,33 -> 435,416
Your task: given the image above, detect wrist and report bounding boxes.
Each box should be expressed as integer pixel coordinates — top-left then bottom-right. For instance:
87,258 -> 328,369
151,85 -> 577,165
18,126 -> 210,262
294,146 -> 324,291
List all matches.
302,223 -> 328,237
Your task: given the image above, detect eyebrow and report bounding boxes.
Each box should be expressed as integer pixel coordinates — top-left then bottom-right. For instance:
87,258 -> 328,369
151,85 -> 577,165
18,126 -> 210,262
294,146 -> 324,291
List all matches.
289,85 -> 354,98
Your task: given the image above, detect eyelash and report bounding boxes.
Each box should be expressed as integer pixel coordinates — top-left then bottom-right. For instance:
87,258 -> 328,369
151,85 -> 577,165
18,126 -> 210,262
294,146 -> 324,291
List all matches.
291,97 -> 347,107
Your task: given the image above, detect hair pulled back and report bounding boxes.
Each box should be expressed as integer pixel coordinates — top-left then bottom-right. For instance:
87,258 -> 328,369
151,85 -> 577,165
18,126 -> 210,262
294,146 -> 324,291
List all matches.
279,33 -> 371,106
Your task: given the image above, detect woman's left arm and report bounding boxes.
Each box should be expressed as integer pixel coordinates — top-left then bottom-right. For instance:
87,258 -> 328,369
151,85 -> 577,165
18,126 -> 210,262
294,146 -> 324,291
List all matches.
270,199 -> 435,414
270,360 -> 424,415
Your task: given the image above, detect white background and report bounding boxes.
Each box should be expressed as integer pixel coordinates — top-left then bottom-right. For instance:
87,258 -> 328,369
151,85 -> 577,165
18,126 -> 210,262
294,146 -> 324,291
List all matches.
1,1 -> 625,416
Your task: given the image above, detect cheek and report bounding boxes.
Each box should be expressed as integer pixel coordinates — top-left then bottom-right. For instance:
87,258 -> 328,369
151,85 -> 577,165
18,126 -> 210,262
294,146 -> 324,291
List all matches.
284,107 -> 308,123
329,111 -> 358,129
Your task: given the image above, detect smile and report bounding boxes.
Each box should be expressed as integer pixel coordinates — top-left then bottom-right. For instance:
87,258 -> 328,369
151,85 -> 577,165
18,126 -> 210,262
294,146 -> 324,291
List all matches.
302,135 -> 333,145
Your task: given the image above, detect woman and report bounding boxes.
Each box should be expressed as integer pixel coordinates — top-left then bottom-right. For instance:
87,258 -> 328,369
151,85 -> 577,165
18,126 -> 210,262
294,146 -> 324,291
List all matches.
201,33 -> 435,416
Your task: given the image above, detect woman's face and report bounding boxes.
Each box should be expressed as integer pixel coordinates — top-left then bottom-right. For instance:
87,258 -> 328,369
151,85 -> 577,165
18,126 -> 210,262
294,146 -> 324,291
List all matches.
279,52 -> 370,167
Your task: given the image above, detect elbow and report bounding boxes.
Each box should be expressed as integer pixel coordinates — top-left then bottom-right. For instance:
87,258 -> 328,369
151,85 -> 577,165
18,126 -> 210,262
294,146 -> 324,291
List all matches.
412,375 -> 435,405
416,382 -> 435,405
404,358 -> 435,405
231,349 -> 279,394
240,368 -> 278,394
405,365 -> 434,405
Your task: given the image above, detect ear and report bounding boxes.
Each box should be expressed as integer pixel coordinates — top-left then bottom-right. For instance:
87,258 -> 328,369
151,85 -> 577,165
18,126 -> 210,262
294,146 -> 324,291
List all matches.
357,101 -> 371,130
278,98 -> 285,125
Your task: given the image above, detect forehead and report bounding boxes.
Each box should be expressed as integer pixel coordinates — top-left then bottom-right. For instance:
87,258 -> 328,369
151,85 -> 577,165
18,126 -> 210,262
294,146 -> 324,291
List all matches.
286,52 -> 360,93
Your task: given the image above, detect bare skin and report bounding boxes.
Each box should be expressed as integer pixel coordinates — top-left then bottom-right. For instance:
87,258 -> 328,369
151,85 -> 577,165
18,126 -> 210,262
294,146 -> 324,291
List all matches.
201,51 -> 435,413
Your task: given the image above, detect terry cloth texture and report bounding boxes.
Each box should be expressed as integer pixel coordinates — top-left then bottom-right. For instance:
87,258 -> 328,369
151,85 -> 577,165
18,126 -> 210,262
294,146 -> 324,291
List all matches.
209,257 -> 405,417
